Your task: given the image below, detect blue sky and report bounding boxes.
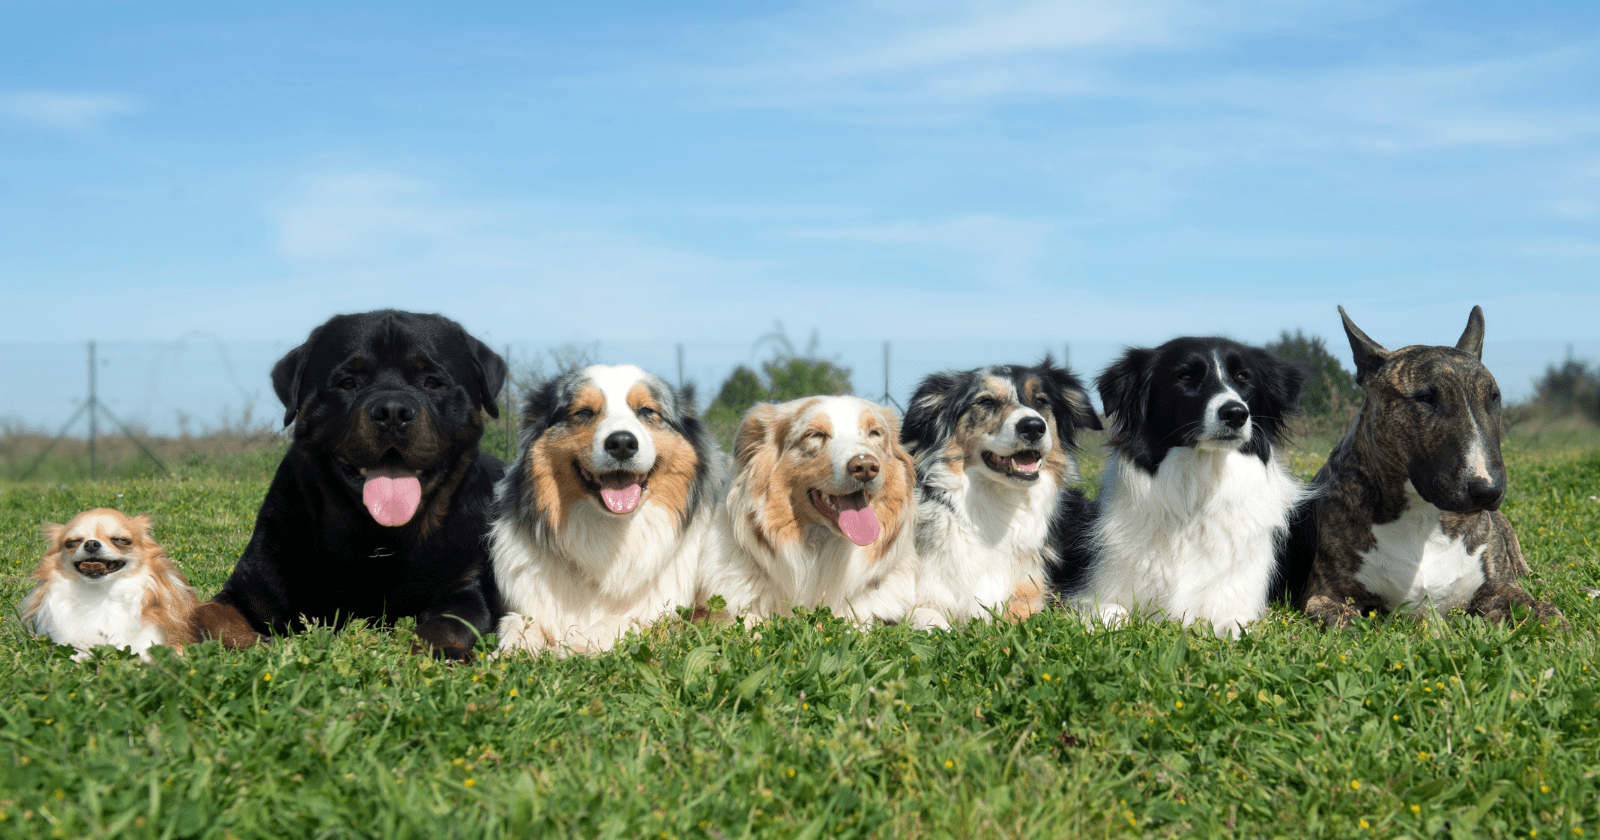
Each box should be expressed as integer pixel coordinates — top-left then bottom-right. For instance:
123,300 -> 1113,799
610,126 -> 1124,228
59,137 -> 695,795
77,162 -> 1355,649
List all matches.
3,1 -> 1598,432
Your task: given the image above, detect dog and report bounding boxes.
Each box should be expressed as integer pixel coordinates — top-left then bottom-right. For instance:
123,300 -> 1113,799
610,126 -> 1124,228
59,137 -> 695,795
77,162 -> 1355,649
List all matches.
490,364 -> 722,654
1280,306 -> 1562,627
1056,337 -> 1306,637
193,310 -> 508,661
21,509 -> 198,662
698,395 -> 919,626
900,359 -> 1102,627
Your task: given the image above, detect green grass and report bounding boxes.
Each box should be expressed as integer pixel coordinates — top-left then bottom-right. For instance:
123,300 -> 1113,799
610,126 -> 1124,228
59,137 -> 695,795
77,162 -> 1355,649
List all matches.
1,444 -> 1598,838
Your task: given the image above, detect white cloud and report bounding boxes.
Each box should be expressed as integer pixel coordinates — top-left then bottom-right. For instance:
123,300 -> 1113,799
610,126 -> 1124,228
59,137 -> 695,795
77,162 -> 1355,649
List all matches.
0,90 -> 138,129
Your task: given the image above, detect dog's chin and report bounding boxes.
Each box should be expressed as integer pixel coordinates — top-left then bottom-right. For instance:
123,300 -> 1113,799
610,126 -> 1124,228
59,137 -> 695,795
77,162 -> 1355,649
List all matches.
980,450 -> 1044,483
73,558 -> 128,580
1193,434 -> 1248,453
574,461 -> 654,515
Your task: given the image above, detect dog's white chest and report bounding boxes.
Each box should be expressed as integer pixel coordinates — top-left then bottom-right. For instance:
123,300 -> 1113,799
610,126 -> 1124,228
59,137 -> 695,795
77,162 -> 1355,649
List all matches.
1354,487 -> 1486,614
36,575 -> 155,649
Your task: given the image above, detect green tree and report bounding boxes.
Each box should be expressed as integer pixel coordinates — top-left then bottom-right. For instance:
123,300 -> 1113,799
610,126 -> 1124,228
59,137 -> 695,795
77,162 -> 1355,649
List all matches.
703,324 -> 854,450
1266,329 -> 1361,418
1532,355 -> 1599,422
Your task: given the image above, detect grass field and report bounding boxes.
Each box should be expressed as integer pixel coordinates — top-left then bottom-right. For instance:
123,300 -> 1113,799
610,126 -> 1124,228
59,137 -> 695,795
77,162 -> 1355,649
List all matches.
1,435 -> 1598,838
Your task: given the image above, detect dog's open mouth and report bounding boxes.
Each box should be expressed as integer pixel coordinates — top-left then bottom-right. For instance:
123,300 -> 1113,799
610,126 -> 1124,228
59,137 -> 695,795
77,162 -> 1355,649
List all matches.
809,489 -> 881,546
983,450 -> 1043,480
74,559 -> 126,579
575,462 -> 652,514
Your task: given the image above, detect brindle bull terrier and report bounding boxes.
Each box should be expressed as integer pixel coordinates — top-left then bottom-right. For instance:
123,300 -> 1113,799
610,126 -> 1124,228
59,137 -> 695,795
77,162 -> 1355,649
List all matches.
1280,305 -> 1563,628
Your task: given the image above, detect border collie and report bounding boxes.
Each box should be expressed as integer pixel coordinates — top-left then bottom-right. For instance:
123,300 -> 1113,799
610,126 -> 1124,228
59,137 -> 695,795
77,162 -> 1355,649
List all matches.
1057,337 -> 1305,637
900,359 -> 1101,627
698,396 -> 919,626
22,509 -> 199,662
491,364 -> 721,654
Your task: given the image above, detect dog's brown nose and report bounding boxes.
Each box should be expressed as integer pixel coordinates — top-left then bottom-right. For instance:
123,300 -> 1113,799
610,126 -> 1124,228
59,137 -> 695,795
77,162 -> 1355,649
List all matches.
848,454 -> 880,484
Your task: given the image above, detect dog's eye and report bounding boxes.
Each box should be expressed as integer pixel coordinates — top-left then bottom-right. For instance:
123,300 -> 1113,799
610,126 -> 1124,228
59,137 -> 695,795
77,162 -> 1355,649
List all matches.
1034,397 -> 1050,409
867,427 -> 884,438
111,537 -> 131,547
636,407 -> 659,422
975,396 -> 998,410
1233,370 -> 1250,383
63,539 -> 82,549
1412,389 -> 1438,408
339,377 -> 357,390
423,376 -> 443,389
571,408 -> 595,423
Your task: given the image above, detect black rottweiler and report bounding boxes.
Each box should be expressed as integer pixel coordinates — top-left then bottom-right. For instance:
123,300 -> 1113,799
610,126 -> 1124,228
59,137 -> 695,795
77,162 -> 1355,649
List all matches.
195,310 -> 508,660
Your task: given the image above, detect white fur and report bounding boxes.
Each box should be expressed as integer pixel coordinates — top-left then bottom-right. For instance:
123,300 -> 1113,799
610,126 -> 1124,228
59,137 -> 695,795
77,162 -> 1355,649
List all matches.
699,396 -> 919,626
912,468 -> 1060,628
27,568 -> 176,662
1354,482 -> 1487,615
911,401 -> 1068,628
492,365 -> 715,655
1077,447 -> 1303,637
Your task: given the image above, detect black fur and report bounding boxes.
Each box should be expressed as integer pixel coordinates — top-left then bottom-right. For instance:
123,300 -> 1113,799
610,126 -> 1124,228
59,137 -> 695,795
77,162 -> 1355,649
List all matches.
199,310 -> 507,661
1096,337 -> 1305,474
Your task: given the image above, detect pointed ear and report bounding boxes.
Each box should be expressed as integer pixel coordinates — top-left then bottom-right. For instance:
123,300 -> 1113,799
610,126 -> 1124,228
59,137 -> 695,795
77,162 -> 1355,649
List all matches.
1339,305 -> 1390,386
41,522 -> 64,548
130,514 -> 155,539
1096,348 -> 1153,438
901,372 -> 959,455
271,340 -> 313,427
1455,305 -> 1486,361
468,335 -> 508,419
734,402 -> 786,470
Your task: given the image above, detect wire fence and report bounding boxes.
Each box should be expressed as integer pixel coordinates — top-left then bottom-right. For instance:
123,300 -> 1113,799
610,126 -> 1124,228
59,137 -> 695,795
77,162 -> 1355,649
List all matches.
4,335 -> 1596,480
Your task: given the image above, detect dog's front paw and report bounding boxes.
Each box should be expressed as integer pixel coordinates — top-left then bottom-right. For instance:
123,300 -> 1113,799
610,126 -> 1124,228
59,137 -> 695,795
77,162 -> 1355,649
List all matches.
1303,596 -> 1358,630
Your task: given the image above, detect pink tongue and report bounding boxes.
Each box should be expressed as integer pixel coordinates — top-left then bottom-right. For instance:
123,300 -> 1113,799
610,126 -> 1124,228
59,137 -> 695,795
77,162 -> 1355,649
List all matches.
600,481 -> 643,514
834,495 -> 881,546
363,468 -> 422,527
1015,458 -> 1041,473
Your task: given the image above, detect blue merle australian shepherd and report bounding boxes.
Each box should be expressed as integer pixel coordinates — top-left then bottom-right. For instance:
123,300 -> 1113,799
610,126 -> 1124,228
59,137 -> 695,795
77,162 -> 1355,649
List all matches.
490,364 -> 723,655
900,358 -> 1102,628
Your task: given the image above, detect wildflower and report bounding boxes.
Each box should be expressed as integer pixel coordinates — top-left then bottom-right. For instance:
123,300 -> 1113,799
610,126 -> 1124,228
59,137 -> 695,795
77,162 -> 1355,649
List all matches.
944,760 -> 954,769
509,688 -> 518,698
1359,819 -> 1370,829
465,779 -> 476,787
1350,780 -> 1361,791
1410,805 -> 1420,814
262,673 -> 272,682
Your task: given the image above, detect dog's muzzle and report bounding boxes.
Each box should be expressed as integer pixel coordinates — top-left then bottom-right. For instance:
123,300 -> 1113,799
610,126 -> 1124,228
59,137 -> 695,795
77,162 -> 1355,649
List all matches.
74,559 -> 126,579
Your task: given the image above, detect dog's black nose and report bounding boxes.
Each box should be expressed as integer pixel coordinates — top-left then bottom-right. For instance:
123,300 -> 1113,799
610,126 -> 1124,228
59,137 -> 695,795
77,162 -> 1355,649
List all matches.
1017,416 -> 1047,443
369,398 -> 417,429
1466,478 -> 1504,511
83,539 -> 102,553
1218,402 -> 1249,430
604,431 -> 639,461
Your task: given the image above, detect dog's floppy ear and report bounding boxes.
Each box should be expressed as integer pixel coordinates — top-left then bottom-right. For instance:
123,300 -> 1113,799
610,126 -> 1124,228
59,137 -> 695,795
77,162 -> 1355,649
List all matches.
1096,347 -> 1153,439
467,335 -> 508,419
1338,305 -> 1390,386
271,334 -> 316,427
1041,358 -> 1103,445
1244,347 -> 1307,451
901,371 -> 962,456
1455,305 -> 1486,361
734,402 -> 786,469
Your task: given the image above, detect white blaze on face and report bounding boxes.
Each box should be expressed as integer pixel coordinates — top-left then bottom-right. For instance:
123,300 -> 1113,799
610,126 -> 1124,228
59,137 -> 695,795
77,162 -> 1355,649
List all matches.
585,364 -> 658,514
1199,351 -> 1250,446
1463,394 -> 1494,483
816,397 -> 884,546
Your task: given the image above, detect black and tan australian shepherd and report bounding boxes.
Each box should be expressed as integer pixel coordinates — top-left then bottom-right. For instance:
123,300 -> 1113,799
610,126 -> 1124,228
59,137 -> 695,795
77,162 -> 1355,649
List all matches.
195,310 -> 508,661
490,364 -> 721,655
900,359 -> 1101,627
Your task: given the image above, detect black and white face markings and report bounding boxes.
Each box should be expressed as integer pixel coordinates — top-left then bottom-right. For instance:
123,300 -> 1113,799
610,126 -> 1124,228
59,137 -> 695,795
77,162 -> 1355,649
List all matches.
902,359 -> 1101,487
1097,337 -> 1306,475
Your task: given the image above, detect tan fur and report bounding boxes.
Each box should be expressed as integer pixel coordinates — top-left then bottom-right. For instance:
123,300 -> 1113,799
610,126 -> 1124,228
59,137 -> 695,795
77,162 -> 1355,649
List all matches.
525,384 -> 604,531
701,396 -> 921,625
21,509 -> 200,660
631,382 -> 698,524
1007,579 -> 1045,620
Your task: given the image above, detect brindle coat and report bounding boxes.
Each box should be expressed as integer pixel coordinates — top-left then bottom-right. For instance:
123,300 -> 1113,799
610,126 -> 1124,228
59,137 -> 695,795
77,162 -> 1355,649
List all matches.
1281,306 -> 1562,628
